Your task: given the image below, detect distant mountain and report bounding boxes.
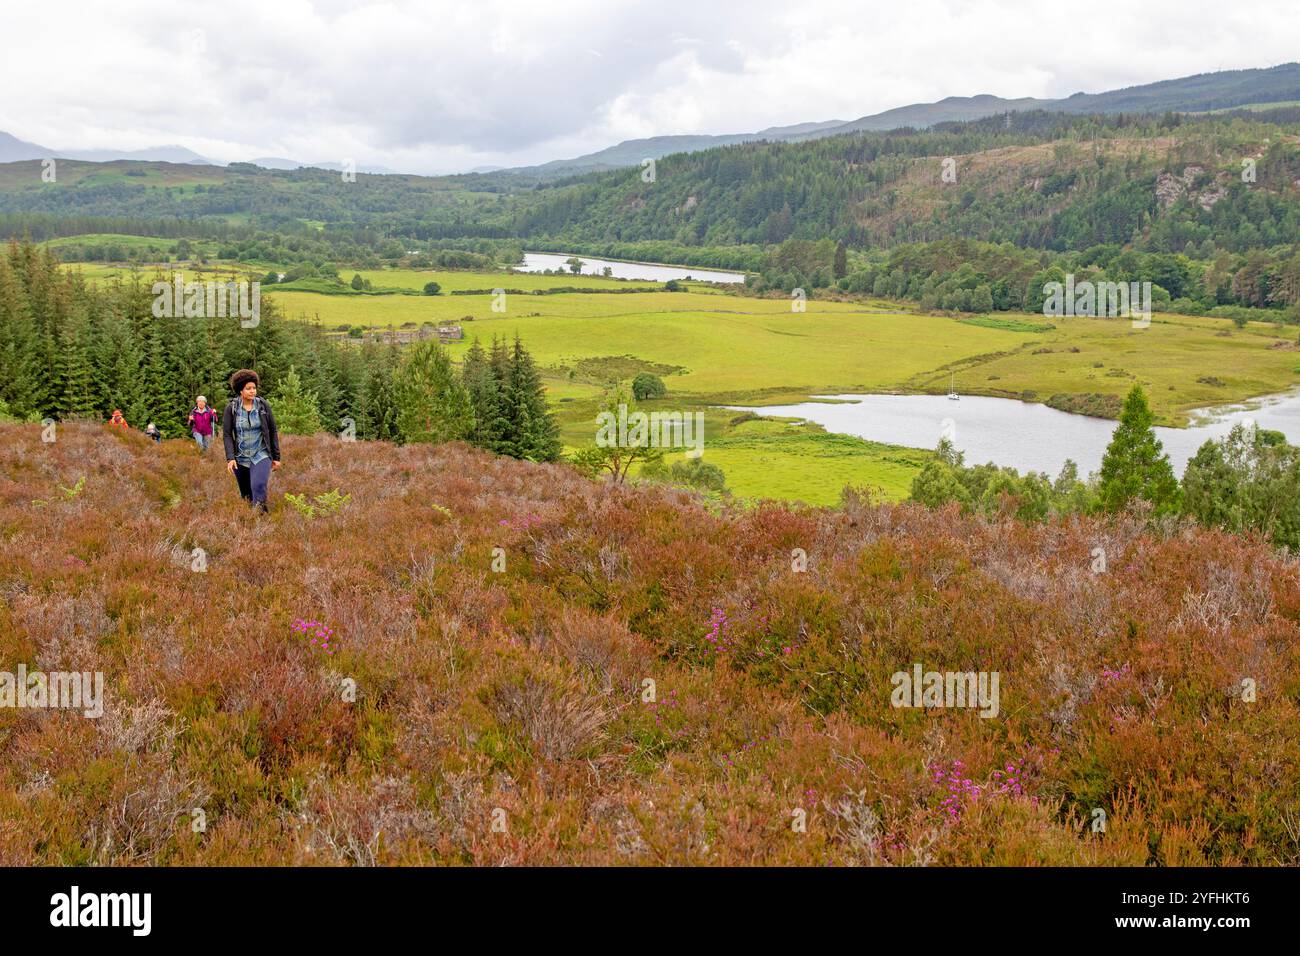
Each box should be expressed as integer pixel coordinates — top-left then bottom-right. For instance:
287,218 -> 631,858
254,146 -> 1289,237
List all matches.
0,130 -> 53,164
4,63 -> 1299,180
824,94 -> 1050,135
756,119 -> 847,137
58,145 -> 212,164
248,156 -> 308,170
503,62 -> 1300,177
0,131 -> 212,165
518,133 -> 773,177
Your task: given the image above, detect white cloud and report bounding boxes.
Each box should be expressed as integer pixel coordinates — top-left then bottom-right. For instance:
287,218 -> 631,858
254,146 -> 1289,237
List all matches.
0,0 -> 1296,174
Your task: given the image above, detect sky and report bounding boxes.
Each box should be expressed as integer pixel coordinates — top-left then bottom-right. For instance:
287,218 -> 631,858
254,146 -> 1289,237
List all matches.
1,0 -> 1298,175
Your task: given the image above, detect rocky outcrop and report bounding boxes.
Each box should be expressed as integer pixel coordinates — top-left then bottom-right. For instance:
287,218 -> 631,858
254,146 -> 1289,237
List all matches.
1155,171 -> 1186,208
1156,165 -> 1224,210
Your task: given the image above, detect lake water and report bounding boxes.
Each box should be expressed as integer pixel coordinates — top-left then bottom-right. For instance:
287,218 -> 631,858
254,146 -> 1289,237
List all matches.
515,252 -> 745,284
727,390 -> 1300,478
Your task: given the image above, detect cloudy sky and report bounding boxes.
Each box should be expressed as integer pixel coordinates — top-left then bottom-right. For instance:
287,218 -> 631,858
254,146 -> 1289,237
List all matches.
2,0 -> 1298,174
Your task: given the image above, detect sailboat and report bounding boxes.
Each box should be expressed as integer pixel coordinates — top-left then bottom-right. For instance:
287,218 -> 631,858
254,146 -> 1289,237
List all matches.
947,372 -> 959,401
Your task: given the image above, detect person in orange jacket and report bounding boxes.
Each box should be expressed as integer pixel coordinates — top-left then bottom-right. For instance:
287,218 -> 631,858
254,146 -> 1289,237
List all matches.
107,409 -> 129,429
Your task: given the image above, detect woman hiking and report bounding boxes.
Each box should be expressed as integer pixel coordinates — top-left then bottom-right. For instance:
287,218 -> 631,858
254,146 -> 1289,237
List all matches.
222,369 -> 281,513
188,395 -> 217,452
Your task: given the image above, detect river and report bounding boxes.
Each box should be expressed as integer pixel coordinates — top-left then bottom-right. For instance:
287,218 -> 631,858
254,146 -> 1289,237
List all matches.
514,252 -> 745,284
726,390 -> 1300,478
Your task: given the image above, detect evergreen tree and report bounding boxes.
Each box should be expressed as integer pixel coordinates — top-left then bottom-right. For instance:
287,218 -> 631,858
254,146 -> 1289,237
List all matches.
57,305 -> 98,417
1097,385 -> 1180,515
392,338 -> 473,444
172,317 -> 224,436
290,331 -> 343,432
136,298 -> 177,432
505,335 -> 561,462
271,365 -> 323,435
97,306 -> 145,426
0,252 -> 42,417
357,343 -> 401,441
487,337 -> 519,456
462,337 -> 508,453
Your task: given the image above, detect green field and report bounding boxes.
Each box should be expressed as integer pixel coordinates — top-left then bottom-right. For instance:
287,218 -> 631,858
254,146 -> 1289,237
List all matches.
261,269 -> 1299,419
65,262 -> 1300,504
650,419 -> 933,504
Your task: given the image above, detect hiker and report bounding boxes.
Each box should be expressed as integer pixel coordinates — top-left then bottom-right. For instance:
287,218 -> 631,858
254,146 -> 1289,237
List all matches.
222,369 -> 281,513
188,395 -> 217,452
107,409 -> 129,429
145,422 -> 161,443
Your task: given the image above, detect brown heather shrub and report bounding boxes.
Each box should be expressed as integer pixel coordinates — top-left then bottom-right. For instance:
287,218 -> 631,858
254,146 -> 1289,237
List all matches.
0,422 -> 1297,865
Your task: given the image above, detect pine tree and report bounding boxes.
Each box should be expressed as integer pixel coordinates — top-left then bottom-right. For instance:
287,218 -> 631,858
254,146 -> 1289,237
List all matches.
271,365 -> 323,435
507,335 -> 561,461
488,337 -> 520,456
171,316 -> 223,437
100,306 -> 145,428
58,305 -> 98,418
329,337 -> 367,436
462,337 -> 508,453
357,343 -> 401,441
0,253 -> 42,417
1097,385 -> 1180,515
392,339 -> 473,444
289,338 -> 341,433
136,298 -> 177,432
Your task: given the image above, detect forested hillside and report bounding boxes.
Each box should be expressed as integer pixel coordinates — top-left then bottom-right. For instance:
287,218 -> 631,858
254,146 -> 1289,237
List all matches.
518,111 -> 1300,251
3,110 -> 1299,261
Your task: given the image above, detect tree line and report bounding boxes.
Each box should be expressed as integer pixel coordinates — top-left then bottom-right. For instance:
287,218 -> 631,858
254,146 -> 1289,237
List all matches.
753,236 -> 1300,320
0,241 -> 559,461
510,111 -> 1300,253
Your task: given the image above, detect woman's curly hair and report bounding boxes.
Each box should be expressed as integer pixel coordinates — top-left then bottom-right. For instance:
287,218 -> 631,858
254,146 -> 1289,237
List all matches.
229,369 -> 260,394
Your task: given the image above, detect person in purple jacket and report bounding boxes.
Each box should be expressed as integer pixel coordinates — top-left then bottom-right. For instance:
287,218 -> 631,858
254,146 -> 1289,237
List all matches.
188,395 -> 217,452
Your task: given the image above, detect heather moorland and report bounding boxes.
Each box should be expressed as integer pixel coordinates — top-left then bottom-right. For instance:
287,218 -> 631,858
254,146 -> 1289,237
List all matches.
1,423 -> 1296,865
